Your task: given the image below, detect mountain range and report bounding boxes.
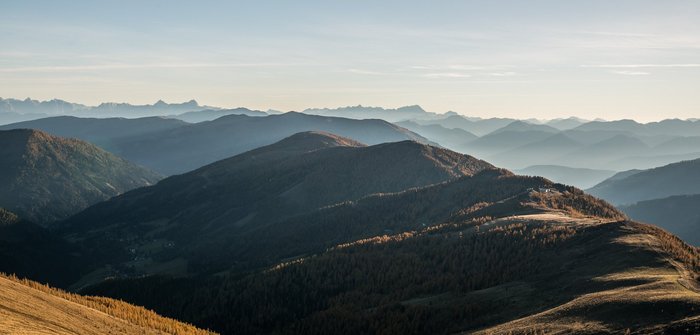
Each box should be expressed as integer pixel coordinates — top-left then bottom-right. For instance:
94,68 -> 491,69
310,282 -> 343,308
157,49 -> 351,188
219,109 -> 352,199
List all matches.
2,98 -> 700,333
4,98 -> 700,189
58,132 -> 494,279
2,112 -> 430,175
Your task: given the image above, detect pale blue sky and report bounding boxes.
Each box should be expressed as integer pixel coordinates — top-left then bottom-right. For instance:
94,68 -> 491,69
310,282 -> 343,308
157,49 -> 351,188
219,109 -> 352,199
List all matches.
1,1 -> 699,121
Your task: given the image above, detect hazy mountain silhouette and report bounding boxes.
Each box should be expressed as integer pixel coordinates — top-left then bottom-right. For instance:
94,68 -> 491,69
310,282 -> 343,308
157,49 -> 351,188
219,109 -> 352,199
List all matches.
86,99 -> 212,118
303,104 -> 440,122
588,158 -> 700,205
545,117 -> 588,130
171,108 -> 266,123
515,164 -> 616,189
0,97 -> 221,119
107,112 -> 433,174
652,136 -> 700,155
490,133 -> 583,168
0,116 -> 188,149
0,97 -> 89,115
465,130 -> 555,158
0,129 -> 161,224
573,118 -> 700,137
488,120 -> 559,134
2,112 -> 431,175
395,120 -> 477,151
557,134 -> 650,169
413,115 -> 516,136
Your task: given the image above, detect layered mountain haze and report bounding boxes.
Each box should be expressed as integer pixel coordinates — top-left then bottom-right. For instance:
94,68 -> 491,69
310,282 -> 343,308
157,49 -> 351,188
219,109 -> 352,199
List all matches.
101,112 -> 432,175
0,97 -> 220,122
413,115 -> 518,136
302,104 -> 440,122
515,165 -> 616,189
0,115 -> 189,149
395,120 -> 478,152
0,129 -> 161,224
2,112 -> 432,175
172,107 -> 266,123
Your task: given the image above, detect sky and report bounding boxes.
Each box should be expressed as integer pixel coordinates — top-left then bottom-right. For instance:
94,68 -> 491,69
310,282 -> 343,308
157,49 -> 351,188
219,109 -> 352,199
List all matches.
1,0 -> 699,121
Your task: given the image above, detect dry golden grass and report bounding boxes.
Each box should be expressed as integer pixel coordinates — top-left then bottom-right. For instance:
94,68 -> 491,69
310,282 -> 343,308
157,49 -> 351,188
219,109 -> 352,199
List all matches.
0,273 -> 215,335
472,220 -> 700,335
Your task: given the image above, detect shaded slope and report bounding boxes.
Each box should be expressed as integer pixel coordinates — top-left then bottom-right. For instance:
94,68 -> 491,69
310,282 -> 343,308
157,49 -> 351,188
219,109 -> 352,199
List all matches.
59,132 -> 493,278
0,129 -> 161,224
0,208 -> 91,287
0,273 -> 213,335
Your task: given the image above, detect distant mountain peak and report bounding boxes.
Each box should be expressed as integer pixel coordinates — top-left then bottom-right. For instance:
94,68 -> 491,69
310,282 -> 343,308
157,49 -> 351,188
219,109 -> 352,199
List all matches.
396,104 -> 426,112
270,131 -> 366,152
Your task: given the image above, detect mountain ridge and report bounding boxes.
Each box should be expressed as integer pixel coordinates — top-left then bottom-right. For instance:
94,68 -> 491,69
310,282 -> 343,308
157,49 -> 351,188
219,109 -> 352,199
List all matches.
0,129 -> 161,224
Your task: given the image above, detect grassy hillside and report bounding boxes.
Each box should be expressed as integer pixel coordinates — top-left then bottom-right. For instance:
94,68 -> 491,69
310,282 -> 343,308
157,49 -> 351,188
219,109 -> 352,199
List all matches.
0,129 -> 161,224
0,273 -> 213,334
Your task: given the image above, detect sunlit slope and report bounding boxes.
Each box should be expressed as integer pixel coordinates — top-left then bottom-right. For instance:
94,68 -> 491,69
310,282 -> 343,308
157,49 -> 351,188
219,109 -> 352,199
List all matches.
0,274 -> 214,335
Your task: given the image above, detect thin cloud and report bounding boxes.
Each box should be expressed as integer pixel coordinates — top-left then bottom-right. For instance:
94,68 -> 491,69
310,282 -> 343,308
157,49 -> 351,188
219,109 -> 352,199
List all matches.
581,64 -> 700,68
611,70 -> 650,75
423,72 -> 471,78
489,72 -> 517,76
346,69 -> 385,75
0,63 -> 293,73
